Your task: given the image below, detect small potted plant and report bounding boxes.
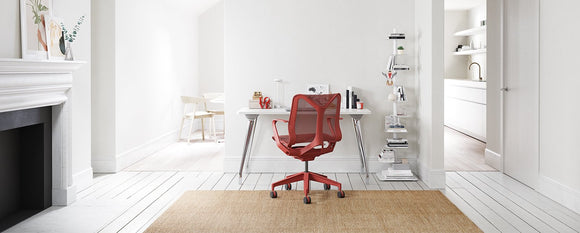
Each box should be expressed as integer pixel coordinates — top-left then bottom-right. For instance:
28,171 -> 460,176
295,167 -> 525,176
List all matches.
397,46 -> 405,55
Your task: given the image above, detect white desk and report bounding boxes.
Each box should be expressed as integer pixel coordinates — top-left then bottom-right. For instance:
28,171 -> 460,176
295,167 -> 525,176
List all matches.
237,107 -> 372,182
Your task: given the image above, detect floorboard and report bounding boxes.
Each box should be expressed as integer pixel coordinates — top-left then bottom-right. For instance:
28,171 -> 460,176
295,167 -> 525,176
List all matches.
374,175 -> 396,190
270,173 -> 286,190
449,172 -> 539,232
444,127 -> 495,171
347,173 -> 366,190
212,173 -> 236,191
79,172 -> 141,200
404,181 -> 423,190
119,174 -> 186,233
240,173 -> 261,190
198,172 -> 224,190
470,172 -> 578,232
391,182 -> 409,190
481,172 -> 580,222
459,172 -> 555,232
441,186 -> 501,233
6,171 -> 580,233
254,173 -> 273,190
97,173 -> 182,233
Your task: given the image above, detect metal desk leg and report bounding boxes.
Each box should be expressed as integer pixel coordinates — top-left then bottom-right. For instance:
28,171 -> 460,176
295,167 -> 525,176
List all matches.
351,115 -> 369,182
239,114 -> 258,184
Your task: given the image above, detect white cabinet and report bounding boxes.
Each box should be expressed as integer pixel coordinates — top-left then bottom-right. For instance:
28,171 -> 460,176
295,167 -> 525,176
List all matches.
444,79 -> 486,142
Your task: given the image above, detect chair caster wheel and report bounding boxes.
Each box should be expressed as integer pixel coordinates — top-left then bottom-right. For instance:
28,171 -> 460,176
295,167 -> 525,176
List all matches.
303,196 -> 311,204
323,184 -> 331,190
337,190 -> 345,198
285,183 -> 292,190
270,191 -> 277,198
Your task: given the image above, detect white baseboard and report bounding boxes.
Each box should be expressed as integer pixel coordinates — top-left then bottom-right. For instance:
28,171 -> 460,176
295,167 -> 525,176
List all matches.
73,167 -> 94,191
485,148 -> 502,171
52,184 -> 76,206
224,155 -> 387,174
444,124 -> 486,142
537,175 -> 580,214
116,130 -> 178,171
418,163 -> 446,189
91,160 -> 117,173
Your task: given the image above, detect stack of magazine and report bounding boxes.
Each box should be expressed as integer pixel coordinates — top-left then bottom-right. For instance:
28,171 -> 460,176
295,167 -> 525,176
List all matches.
379,163 -> 416,181
387,138 -> 408,148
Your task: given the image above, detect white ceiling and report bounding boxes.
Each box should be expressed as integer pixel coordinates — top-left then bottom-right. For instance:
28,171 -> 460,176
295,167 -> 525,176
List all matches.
445,0 -> 485,10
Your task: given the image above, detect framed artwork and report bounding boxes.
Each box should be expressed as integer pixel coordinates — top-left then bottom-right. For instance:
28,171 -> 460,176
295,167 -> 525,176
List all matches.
45,16 -> 65,60
20,0 -> 52,60
307,84 -> 330,95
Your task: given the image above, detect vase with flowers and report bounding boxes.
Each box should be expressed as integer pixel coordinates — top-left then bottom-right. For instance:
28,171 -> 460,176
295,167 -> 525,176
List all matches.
60,15 -> 85,61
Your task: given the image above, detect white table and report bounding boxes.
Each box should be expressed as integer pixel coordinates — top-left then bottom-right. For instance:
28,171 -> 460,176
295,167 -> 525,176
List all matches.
237,107 -> 372,182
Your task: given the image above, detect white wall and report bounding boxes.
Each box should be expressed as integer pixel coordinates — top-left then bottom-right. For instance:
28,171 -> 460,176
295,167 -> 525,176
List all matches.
415,0 -> 445,188
444,10 -> 468,79
224,0 -> 417,173
537,0 -> 580,213
199,1 -> 224,94
91,0 -> 117,171
486,0 -> 502,163
115,0 -> 199,157
0,0 -> 93,190
199,1 -> 225,131
92,0 -> 200,172
444,6 -> 486,81
0,0 -> 20,58
467,4 -> 486,81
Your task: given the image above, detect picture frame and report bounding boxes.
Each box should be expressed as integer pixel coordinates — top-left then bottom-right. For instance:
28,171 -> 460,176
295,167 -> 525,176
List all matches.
45,16 -> 65,60
307,84 -> 330,95
20,0 -> 52,60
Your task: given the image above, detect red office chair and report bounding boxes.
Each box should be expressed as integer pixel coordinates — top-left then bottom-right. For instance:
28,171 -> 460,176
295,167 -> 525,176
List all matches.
270,93 -> 345,204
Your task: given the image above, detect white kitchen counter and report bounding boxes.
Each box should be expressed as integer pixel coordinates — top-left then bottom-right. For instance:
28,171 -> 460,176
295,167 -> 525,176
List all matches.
444,79 -> 486,142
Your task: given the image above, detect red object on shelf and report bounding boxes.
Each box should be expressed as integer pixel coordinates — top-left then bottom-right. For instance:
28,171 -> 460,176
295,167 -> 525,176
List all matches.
271,94 -> 344,202
259,96 -> 271,109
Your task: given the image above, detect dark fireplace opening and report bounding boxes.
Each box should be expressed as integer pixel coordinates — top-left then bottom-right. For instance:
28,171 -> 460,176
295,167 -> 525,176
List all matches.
0,107 -> 51,231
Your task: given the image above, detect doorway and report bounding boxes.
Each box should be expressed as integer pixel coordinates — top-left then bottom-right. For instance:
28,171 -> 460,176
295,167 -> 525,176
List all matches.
124,1 -> 226,172
443,0 -> 495,172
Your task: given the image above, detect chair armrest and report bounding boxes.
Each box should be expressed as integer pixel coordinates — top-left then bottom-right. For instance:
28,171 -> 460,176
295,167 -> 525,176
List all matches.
272,119 -> 289,146
325,116 -> 342,138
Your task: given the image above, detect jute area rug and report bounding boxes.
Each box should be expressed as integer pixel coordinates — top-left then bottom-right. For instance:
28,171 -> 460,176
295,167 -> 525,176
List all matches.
146,190 -> 481,233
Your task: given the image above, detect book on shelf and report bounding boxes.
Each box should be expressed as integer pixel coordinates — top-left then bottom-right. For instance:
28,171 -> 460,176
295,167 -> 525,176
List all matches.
387,138 -> 407,143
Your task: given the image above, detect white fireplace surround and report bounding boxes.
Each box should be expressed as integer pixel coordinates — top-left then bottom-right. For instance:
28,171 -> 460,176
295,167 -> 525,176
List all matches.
0,59 -> 84,205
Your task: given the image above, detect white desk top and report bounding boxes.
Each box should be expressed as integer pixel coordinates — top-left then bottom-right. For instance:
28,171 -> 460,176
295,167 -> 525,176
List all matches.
237,107 -> 371,115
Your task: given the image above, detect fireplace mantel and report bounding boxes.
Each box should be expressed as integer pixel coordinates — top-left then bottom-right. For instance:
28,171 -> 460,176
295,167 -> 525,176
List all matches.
0,58 -> 85,73
0,58 -> 85,205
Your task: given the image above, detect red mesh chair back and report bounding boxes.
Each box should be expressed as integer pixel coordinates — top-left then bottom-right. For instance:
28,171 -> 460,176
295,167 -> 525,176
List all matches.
275,94 -> 342,161
270,93 -> 345,203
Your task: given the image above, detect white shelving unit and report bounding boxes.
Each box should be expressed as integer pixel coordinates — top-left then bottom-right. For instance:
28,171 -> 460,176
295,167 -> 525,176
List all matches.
385,128 -> 408,133
453,26 -> 486,37
453,48 -> 486,56
377,30 -> 417,182
453,26 -> 487,56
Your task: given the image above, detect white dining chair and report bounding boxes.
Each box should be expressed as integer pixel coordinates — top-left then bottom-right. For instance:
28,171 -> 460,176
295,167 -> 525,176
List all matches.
202,93 -> 225,138
179,96 -> 214,142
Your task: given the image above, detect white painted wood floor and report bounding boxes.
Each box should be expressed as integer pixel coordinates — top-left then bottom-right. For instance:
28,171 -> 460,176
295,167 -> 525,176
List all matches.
6,172 -> 580,232
445,126 -> 496,171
